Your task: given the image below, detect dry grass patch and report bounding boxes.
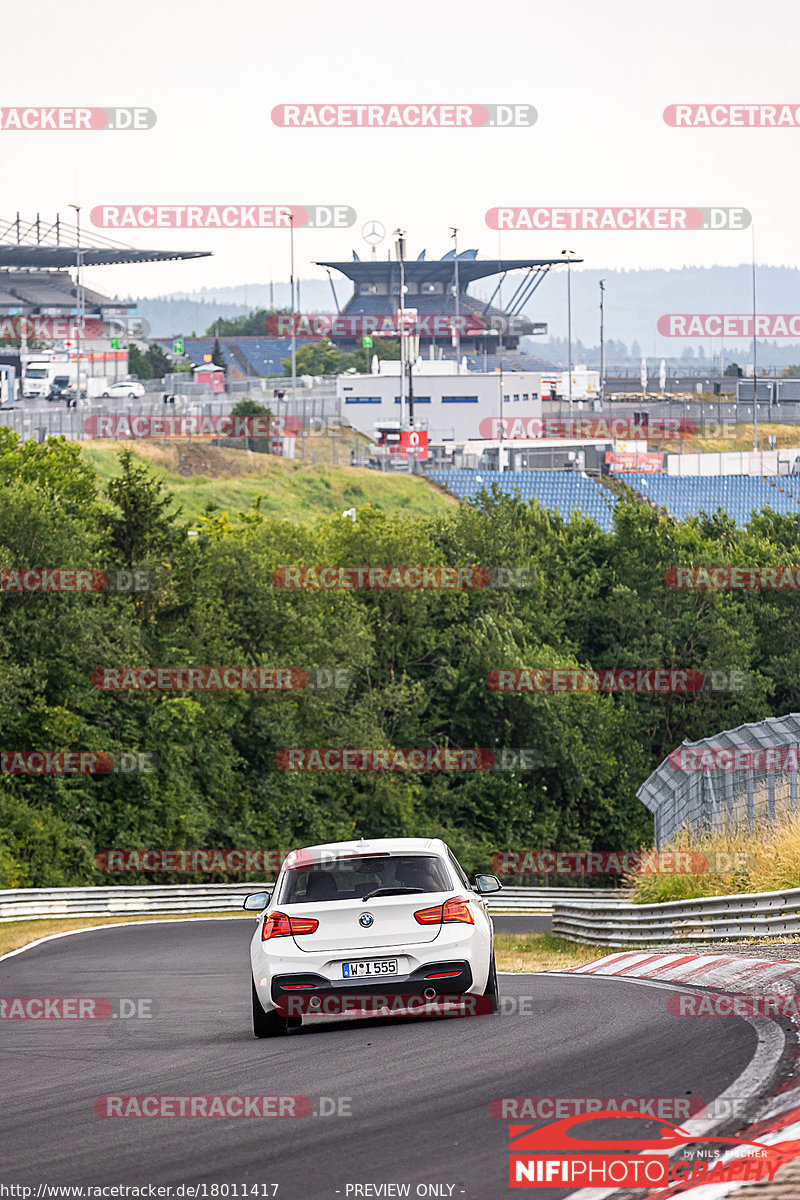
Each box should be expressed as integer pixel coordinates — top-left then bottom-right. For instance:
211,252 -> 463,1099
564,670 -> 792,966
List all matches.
494,931 -> 612,973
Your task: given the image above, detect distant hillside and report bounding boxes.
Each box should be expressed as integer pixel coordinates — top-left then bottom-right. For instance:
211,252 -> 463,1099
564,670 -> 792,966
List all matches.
131,265 -> 800,365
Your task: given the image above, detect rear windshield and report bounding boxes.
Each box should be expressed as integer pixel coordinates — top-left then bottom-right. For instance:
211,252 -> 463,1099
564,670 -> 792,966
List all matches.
277,854 -> 453,904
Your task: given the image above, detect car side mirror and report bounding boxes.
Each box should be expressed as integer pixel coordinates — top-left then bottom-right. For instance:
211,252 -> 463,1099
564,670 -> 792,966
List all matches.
473,873 -> 502,895
243,891 -> 269,911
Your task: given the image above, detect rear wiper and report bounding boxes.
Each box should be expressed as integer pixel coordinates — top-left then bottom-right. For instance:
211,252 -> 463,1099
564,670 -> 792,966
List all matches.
360,886 -> 425,901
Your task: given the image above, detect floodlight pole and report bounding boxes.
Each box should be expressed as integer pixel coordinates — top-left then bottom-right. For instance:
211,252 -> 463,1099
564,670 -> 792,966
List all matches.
289,213 -> 297,414
752,225 -> 758,452
69,204 -> 82,401
599,279 -> 606,411
562,250 -> 575,421
394,229 -> 406,426
450,226 -> 460,370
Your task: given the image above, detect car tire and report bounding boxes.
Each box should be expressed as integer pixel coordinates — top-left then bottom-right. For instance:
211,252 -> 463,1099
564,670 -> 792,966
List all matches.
101,392 -> 110,398
252,978 -> 289,1038
127,392 -> 136,399
483,954 -> 500,1014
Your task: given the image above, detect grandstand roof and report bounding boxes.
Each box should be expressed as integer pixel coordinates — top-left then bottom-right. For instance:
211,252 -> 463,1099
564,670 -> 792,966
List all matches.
317,255 -> 582,287
0,214 -> 210,269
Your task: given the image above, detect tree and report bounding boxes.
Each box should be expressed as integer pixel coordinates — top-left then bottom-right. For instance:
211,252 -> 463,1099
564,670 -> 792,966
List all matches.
100,447 -> 183,566
206,309 -> 289,337
724,362 -> 743,377
146,342 -> 173,378
781,365 -> 800,377
126,344 -> 153,379
351,339 -> 402,372
282,338 -> 346,377
211,338 -> 227,372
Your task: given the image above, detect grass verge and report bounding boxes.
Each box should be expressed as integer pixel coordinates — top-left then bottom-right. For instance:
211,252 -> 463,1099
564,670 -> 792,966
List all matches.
626,820 -> 800,903
494,931 -> 611,973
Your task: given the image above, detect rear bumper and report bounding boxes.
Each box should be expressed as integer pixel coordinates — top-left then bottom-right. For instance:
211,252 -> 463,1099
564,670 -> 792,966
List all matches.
270,960 -> 473,1004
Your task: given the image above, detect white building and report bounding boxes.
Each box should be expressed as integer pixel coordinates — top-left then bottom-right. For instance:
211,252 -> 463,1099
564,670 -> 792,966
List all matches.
337,359 -> 544,444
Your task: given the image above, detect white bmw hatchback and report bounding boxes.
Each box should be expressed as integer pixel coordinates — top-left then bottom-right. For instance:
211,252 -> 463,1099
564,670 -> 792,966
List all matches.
244,837 -> 502,1037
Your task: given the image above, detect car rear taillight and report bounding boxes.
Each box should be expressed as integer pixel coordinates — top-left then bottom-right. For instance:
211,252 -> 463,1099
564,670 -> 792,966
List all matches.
414,897 -> 474,925
261,911 -> 319,941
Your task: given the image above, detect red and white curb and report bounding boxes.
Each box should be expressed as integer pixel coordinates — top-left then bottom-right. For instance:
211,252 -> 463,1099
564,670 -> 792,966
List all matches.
559,952 -> 800,1198
566,949 -> 800,992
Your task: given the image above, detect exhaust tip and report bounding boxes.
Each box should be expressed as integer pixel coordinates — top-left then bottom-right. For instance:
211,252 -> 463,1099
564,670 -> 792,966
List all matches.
423,987 -> 437,999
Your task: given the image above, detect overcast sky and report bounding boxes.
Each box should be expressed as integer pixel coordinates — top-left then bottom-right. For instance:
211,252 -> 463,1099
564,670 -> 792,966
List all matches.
3,0 -> 798,306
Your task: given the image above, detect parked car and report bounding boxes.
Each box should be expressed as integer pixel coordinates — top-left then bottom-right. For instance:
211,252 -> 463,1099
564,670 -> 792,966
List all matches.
100,381 -> 146,399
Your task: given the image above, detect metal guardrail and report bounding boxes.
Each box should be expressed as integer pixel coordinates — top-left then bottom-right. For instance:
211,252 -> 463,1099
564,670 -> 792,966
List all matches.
0,884 -> 627,922
488,887 -> 628,914
552,887 -> 800,946
0,883 -> 267,923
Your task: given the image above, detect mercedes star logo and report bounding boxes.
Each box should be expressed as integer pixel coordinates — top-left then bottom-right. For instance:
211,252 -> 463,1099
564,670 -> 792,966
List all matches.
359,912 -> 374,927
361,220 -> 385,246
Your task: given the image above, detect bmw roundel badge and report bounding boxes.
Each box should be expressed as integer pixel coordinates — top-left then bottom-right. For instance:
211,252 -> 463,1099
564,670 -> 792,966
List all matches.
359,911 -> 374,928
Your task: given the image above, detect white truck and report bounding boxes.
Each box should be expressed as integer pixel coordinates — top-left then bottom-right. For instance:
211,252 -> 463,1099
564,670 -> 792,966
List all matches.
23,359 -> 109,400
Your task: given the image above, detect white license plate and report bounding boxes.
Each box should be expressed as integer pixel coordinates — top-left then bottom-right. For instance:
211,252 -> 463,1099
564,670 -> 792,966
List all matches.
342,959 -> 398,978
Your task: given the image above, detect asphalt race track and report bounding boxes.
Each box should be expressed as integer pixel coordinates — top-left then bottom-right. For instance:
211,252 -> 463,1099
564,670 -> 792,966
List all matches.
1,919 -> 762,1199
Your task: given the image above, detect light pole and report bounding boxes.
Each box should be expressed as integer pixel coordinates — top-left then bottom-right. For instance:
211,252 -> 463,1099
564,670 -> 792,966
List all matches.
450,226 -> 460,370
752,224 -> 758,451
561,250 -> 575,420
394,228 -> 407,425
289,212 -> 297,415
498,363 -> 504,472
68,204 -> 82,401
599,279 -> 606,411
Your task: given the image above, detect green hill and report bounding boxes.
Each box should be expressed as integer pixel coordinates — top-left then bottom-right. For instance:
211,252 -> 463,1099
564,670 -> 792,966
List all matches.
80,440 -> 456,523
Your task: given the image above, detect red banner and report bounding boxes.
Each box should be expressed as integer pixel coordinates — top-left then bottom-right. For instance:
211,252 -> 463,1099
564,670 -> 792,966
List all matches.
399,430 -> 429,459
606,451 -> 663,473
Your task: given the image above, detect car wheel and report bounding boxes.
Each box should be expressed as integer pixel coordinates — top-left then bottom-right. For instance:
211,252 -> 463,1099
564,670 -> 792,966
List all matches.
252,978 -> 289,1038
127,391 -> 136,399
101,392 -> 110,398
483,954 -> 500,1014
